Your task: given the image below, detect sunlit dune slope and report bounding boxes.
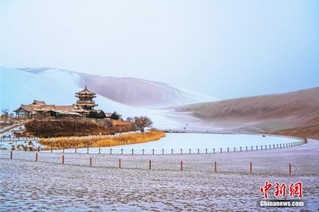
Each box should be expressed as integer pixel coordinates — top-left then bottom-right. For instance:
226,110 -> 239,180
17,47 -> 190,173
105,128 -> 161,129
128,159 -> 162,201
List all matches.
175,87 -> 319,139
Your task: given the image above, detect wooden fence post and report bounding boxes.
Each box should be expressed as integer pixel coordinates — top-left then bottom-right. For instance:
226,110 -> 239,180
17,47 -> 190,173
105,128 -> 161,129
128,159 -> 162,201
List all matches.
189,149 -> 191,154
213,148 -> 215,153
180,161 -> 183,171
180,149 -> 183,154
119,159 -> 121,169
289,164 -> 292,176
132,149 -> 134,155
227,147 -> 229,153
152,149 -> 154,155
143,149 -> 145,155
35,152 -> 38,161
62,155 -> 64,164
220,148 -> 222,153
90,157 -> 92,167
87,147 -> 89,154
250,162 -> 252,174
214,161 -> 217,173
162,149 -> 164,155
149,160 -> 152,170
171,149 -> 173,154
121,148 -> 123,154
206,148 -> 208,154
10,151 -> 13,159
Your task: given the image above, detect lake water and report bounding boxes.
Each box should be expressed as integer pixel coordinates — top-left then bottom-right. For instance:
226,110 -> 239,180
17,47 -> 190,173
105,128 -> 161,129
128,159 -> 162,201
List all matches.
59,133 -> 302,154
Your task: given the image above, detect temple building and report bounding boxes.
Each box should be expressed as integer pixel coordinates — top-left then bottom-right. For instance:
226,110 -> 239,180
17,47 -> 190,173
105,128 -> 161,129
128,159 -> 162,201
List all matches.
14,87 -> 107,119
75,86 -> 98,110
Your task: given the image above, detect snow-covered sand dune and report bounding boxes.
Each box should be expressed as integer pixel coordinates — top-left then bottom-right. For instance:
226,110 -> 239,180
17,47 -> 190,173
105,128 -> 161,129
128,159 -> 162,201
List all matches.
173,87 -> 319,138
0,67 -> 212,130
1,140 -> 318,211
1,67 -> 214,110
3,67 -> 318,137
75,72 -> 215,107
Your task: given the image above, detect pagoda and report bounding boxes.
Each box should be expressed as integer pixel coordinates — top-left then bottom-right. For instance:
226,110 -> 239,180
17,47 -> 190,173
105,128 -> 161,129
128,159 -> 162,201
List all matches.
75,86 -> 98,110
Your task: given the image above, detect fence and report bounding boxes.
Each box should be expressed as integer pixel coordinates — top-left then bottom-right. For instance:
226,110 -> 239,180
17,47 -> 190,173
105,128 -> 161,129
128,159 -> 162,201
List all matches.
44,140 -> 305,155
1,147 -> 317,176
0,137 -> 39,142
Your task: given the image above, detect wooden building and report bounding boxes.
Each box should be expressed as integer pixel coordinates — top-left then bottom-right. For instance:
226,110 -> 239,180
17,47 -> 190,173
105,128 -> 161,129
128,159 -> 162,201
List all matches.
14,87 -> 104,119
75,86 -> 98,110
14,100 -> 55,118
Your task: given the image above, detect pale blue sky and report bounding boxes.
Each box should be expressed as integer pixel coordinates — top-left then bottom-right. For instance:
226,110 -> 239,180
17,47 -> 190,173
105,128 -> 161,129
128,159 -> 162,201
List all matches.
1,0 -> 318,99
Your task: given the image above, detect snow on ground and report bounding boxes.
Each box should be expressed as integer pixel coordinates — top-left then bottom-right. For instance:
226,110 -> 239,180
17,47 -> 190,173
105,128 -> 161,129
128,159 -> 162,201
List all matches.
0,124 -> 41,150
0,140 -> 318,211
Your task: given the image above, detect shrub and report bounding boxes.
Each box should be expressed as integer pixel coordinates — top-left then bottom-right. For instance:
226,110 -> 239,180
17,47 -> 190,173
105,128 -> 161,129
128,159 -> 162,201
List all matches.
24,118 -> 136,138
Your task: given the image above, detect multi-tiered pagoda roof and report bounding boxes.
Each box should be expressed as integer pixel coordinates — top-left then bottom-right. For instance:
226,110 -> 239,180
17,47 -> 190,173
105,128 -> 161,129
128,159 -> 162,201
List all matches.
75,86 -> 98,110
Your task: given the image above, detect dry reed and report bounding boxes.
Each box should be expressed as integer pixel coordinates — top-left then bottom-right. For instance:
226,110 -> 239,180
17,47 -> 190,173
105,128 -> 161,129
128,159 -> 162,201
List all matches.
40,129 -> 165,150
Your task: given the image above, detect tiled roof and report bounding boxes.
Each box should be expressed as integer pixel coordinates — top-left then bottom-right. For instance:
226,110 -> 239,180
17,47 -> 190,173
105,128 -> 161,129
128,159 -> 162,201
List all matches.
75,86 -> 96,96
14,101 -> 85,114
53,106 -> 75,111
31,100 -> 46,105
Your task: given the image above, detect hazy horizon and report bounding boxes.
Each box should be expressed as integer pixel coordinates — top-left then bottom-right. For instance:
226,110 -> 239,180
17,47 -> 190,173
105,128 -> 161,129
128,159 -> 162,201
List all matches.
1,0 -> 319,99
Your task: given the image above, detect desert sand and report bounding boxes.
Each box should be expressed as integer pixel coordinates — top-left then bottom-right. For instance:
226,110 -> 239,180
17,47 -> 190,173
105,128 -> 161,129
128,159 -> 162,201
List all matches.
173,87 -> 319,139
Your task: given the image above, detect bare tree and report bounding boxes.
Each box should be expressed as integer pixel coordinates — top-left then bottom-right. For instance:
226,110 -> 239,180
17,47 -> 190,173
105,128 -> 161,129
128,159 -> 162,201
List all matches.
126,117 -> 133,122
110,111 -> 121,120
1,109 -> 9,124
132,116 -> 152,133
1,109 -> 9,117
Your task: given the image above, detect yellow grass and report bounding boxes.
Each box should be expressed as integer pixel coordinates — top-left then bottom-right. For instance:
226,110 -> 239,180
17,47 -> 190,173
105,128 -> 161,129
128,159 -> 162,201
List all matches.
40,129 -> 165,150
